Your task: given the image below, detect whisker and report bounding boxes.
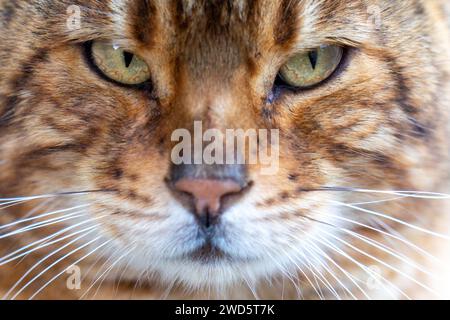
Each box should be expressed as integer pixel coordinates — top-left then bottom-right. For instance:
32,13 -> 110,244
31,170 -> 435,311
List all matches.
277,217 -> 403,299
27,238 -> 113,300
242,275 -> 260,300
280,226 -> 346,299
368,216 -> 412,249
301,238 -> 357,299
0,212 -> 88,239
264,248 -> 303,299
318,227 -> 440,298
79,236 -> 133,299
0,195 -> 69,203
131,269 -> 149,298
320,186 -> 450,200
316,211 -> 441,263
81,246 -> 134,300
330,200 -> 450,240
303,237 -> 365,300
296,249 -> 337,300
0,200 -> 29,211
159,277 -> 177,300
277,246 -> 326,300
92,245 -> 136,300
21,198 -> 57,219
264,218 -> 340,299
312,232 -> 409,299
0,216 -> 106,266
4,228 -> 99,300
0,189 -> 114,203
79,245 -> 111,286
350,196 -> 405,206
297,211 -> 438,279
113,256 -> 135,297
82,245 -> 118,291
338,227 -> 436,279
0,204 -> 90,230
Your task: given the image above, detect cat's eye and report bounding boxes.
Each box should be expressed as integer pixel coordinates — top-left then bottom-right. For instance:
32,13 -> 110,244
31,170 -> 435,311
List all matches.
90,41 -> 151,86
278,45 -> 343,89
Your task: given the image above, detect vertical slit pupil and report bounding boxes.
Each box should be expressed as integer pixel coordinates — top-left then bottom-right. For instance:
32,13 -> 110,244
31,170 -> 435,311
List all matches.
123,51 -> 134,68
308,50 -> 318,69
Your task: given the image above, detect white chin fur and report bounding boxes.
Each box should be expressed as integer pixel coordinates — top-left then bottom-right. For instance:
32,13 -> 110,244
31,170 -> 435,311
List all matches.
101,195 -> 343,291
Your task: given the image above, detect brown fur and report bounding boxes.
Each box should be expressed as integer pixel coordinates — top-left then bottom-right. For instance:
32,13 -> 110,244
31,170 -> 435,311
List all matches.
0,0 -> 449,299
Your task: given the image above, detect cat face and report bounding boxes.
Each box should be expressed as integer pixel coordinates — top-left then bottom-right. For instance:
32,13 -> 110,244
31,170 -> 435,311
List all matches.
1,0 -> 449,297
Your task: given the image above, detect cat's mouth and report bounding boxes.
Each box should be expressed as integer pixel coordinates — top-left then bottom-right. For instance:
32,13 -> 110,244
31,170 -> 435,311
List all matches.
181,242 -> 259,266
186,242 -> 228,263
173,227 -> 258,265
179,228 -> 244,264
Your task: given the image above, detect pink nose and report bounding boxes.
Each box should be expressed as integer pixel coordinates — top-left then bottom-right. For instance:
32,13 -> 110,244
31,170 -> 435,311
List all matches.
174,178 -> 243,225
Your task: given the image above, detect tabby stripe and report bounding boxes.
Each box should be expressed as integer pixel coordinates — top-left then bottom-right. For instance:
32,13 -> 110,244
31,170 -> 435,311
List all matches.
20,144 -> 89,160
0,96 -> 18,126
328,143 -> 402,172
274,0 -> 301,46
129,0 -> 157,45
0,1 -> 18,27
0,49 -> 48,127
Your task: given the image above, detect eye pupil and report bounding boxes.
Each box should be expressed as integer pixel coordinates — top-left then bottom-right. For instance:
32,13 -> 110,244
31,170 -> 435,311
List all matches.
123,51 -> 134,68
308,50 -> 318,70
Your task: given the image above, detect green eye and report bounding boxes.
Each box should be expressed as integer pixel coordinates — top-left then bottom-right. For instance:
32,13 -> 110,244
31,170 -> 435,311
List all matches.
90,41 -> 151,85
279,45 -> 343,89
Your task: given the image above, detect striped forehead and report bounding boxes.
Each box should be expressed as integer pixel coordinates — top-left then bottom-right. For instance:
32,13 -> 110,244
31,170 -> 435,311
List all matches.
104,0 -> 372,50
108,0 -> 304,46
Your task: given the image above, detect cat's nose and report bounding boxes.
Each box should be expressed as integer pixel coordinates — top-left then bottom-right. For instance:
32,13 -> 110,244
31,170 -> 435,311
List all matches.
174,178 -> 243,227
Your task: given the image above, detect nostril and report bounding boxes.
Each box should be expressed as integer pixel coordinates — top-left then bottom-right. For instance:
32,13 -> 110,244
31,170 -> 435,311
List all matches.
174,179 -> 243,216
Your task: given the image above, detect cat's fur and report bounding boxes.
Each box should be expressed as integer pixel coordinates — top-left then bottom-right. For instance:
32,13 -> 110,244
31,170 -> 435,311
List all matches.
0,0 -> 449,299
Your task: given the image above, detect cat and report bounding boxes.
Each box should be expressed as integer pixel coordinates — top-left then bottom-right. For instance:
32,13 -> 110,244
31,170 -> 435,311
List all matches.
0,0 -> 449,300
